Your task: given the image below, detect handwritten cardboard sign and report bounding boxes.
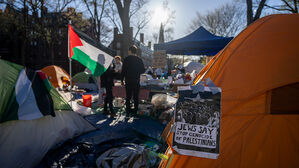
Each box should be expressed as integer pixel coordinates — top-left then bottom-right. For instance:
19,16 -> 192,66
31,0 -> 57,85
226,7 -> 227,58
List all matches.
152,50 -> 166,68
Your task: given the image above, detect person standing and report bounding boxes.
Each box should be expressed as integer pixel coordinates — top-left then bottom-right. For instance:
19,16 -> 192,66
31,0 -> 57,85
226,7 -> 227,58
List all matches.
114,56 -> 122,80
121,45 -> 145,116
155,67 -> 162,79
145,66 -> 153,76
101,63 -> 115,116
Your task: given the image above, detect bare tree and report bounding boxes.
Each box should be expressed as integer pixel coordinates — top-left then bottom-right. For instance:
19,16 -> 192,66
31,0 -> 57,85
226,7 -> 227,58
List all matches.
164,27 -> 174,41
82,0 -> 111,43
187,3 -> 245,37
129,0 -> 147,19
246,0 -> 267,26
49,0 -> 72,12
4,0 -> 30,65
265,0 -> 298,13
104,0 -> 150,57
112,0 -> 132,58
152,32 -> 158,43
0,0 -> 92,64
104,0 -> 122,31
132,10 -> 151,41
161,0 -> 175,42
105,0 -> 150,35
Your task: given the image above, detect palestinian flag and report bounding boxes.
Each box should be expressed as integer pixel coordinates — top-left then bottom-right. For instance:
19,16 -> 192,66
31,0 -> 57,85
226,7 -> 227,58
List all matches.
1,65 -> 55,122
68,25 -> 113,76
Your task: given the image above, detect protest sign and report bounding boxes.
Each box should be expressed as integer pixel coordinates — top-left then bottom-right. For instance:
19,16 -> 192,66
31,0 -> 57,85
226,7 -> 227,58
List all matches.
152,50 -> 166,68
172,85 -> 221,159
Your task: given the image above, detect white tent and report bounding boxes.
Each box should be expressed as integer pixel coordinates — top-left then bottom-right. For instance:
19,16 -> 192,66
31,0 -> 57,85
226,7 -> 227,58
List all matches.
183,61 -> 204,74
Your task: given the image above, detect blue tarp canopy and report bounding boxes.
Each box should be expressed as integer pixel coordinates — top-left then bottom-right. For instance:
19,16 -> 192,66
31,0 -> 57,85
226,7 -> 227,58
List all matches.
154,26 -> 233,56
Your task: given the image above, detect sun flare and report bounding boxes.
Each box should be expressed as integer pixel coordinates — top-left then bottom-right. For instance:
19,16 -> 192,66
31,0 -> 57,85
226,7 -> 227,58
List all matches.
151,6 -> 169,27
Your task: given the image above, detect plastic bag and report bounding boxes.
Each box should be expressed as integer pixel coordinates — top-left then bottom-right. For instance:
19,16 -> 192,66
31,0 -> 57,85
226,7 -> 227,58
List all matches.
151,94 -> 177,110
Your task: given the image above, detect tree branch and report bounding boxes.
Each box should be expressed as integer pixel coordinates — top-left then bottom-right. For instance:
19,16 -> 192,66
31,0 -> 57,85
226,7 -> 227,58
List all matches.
282,0 -> 295,11
294,0 -> 298,13
83,0 -> 95,20
253,0 -> 266,22
264,3 -> 294,12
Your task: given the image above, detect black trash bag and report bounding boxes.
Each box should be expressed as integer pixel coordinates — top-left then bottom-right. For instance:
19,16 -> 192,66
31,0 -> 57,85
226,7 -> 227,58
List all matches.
38,113 -> 167,167
37,140 -> 97,167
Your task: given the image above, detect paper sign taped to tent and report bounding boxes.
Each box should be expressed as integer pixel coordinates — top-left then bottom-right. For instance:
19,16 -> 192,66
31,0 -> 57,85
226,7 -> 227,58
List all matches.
172,85 -> 221,159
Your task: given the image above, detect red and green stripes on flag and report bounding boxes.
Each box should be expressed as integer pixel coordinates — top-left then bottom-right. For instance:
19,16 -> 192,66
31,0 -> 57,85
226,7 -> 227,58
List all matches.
68,25 -> 114,76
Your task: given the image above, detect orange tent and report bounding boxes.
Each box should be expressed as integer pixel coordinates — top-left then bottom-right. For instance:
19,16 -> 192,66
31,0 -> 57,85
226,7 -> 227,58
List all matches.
41,65 -> 72,88
160,14 -> 299,168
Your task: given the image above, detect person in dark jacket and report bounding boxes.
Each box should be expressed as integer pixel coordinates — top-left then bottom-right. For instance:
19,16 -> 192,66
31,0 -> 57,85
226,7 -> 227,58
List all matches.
121,45 -> 145,116
101,63 -> 115,116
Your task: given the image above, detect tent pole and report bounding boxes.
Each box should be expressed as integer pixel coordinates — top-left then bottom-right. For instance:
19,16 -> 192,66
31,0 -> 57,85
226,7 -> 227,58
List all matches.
68,21 -> 73,109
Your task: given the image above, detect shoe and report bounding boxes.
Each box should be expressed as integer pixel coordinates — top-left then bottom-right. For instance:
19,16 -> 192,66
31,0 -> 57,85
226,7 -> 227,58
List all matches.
102,110 -> 109,115
110,113 -> 116,118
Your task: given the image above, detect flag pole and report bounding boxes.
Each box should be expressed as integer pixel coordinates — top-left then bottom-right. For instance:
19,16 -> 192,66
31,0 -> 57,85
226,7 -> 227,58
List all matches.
68,20 -> 73,109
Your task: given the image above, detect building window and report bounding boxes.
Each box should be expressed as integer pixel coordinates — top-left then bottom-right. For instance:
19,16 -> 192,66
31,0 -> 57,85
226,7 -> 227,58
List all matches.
58,52 -> 62,56
58,41 -> 61,45
58,29 -> 62,35
117,50 -> 121,56
34,41 -> 37,46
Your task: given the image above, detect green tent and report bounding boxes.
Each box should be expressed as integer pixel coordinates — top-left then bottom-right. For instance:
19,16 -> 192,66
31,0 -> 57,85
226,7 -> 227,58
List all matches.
0,59 -> 71,123
73,71 -> 97,84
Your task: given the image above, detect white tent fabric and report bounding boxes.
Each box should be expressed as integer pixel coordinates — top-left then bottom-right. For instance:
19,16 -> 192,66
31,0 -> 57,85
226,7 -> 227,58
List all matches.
15,69 -> 44,120
0,111 -> 95,167
183,61 -> 204,74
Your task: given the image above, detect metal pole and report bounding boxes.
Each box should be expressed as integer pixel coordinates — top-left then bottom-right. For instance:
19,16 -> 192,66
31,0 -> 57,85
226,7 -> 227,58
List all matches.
68,21 -> 73,109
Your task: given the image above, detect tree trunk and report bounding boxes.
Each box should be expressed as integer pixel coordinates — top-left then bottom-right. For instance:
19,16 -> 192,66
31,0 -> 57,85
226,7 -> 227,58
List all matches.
246,0 -> 267,26
246,0 -> 253,26
113,0 -> 132,58
121,16 -> 130,58
293,0 -> 298,13
253,0 -> 267,22
97,0 -> 107,43
93,0 -> 99,42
